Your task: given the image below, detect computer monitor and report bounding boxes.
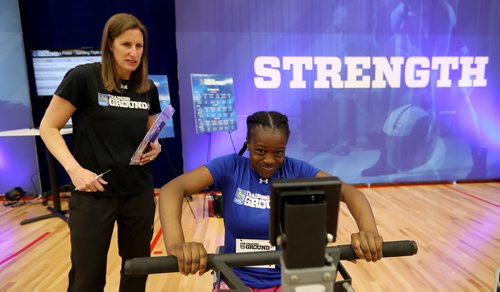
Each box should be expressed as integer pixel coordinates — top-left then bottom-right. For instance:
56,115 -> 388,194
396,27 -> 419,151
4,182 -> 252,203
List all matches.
269,176 -> 341,246
31,48 -> 101,96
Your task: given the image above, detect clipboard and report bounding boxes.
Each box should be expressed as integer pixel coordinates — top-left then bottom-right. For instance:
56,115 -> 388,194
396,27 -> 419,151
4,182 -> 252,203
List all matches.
129,104 -> 175,165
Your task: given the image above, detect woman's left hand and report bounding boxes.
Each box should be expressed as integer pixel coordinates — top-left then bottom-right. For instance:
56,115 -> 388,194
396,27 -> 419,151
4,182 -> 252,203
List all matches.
140,141 -> 161,165
351,230 -> 383,262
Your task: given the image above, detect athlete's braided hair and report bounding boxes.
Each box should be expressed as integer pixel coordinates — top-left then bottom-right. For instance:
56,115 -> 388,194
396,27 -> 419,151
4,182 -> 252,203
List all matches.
238,111 -> 291,156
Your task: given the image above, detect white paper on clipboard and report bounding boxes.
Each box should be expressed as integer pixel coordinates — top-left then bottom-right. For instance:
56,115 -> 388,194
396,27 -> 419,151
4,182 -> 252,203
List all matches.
129,104 -> 175,165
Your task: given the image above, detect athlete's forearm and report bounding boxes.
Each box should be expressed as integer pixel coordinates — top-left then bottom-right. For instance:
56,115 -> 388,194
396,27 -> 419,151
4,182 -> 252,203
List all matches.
159,181 -> 187,253
341,183 -> 379,233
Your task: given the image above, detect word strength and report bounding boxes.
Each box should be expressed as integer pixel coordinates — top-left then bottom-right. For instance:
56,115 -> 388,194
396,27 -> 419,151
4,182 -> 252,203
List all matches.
254,56 -> 488,89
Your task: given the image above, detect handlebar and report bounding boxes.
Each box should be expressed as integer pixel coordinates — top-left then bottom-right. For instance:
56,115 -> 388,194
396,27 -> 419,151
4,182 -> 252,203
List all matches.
124,240 -> 417,275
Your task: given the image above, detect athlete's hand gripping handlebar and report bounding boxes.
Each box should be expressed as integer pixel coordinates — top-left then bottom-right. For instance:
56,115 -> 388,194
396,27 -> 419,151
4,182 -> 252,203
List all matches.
124,240 -> 417,275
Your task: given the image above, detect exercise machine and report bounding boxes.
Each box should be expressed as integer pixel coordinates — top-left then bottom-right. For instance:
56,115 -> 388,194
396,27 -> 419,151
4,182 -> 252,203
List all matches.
125,177 -> 418,291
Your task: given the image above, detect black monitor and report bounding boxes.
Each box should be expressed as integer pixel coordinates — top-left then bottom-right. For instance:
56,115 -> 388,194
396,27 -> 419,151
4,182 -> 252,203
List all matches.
269,176 -> 341,246
31,48 -> 101,96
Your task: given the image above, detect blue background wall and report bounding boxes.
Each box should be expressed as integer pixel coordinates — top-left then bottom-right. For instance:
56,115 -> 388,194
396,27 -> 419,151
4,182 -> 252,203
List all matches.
0,0 -> 41,195
175,0 -> 500,184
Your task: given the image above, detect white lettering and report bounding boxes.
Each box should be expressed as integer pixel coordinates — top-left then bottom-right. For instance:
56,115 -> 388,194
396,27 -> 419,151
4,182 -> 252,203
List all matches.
459,56 -> 488,87
344,57 -> 371,88
313,57 -> 343,88
238,191 -> 271,209
432,57 -> 459,88
283,56 -> 313,89
253,56 -> 488,89
372,57 -> 404,88
254,56 -> 281,89
106,94 -> 149,109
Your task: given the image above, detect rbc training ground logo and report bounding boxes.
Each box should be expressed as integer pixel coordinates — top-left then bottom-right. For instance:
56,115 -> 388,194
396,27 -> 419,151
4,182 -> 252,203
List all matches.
97,92 -> 149,109
239,241 -> 271,251
234,188 -> 246,205
98,93 -> 109,106
234,188 -> 270,209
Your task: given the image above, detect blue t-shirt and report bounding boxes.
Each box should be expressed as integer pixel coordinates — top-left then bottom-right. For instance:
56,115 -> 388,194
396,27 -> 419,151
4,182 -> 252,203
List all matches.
205,154 -> 320,288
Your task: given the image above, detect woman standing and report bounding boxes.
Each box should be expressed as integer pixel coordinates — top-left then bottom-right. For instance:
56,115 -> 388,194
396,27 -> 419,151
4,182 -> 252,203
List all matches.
39,13 -> 161,291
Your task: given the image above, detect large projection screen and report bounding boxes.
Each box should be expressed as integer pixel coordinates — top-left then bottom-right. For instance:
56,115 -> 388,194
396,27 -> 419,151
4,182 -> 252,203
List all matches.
175,0 -> 500,184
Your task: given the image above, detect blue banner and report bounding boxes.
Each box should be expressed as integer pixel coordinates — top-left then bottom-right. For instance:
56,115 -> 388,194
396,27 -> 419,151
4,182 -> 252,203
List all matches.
175,0 -> 500,184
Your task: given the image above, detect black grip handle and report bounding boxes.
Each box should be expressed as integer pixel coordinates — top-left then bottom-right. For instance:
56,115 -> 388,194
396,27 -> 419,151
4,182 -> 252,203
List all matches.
125,240 -> 417,275
336,240 -> 418,261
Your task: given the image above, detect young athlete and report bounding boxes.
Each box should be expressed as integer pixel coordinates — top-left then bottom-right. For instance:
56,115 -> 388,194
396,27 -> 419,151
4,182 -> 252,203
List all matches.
159,111 -> 383,291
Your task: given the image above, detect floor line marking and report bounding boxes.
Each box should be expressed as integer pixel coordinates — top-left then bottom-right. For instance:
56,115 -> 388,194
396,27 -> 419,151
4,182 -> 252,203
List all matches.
0,231 -> 51,267
150,228 -> 163,253
445,185 -> 500,208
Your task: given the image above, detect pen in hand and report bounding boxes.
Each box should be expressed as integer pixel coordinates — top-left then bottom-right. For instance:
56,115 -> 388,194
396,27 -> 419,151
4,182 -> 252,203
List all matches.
74,169 -> 112,191
95,169 -> 112,180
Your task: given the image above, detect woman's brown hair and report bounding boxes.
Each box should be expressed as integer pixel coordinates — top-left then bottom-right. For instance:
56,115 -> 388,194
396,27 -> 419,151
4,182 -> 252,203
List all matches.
100,13 -> 150,93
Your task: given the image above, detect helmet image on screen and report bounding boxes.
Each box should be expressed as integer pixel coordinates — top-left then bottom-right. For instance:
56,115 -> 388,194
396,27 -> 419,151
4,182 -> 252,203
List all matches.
383,104 -> 436,172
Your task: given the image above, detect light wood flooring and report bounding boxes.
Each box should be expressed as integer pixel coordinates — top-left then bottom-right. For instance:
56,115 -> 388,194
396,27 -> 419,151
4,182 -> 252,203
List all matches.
0,182 -> 499,291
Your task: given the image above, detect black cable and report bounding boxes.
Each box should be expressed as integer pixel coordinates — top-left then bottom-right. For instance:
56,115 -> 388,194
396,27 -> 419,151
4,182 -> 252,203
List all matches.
228,131 -> 237,153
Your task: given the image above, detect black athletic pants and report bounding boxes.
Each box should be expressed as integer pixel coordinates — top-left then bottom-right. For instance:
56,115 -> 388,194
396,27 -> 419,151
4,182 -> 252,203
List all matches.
67,190 -> 155,292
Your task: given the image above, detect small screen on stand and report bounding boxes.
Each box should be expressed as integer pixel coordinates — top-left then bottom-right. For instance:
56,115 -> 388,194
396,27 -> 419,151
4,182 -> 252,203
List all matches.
31,49 -> 101,97
269,176 -> 341,246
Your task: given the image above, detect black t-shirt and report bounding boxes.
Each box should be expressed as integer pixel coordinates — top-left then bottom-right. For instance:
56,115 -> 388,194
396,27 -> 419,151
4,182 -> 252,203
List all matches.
56,62 -> 161,196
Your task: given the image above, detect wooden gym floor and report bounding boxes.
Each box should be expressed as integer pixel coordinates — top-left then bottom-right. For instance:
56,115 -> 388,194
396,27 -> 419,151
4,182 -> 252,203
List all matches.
0,182 -> 499,291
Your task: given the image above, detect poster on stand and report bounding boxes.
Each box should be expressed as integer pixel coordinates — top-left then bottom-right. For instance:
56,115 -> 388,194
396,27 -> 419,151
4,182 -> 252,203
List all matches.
190,74 -> 237,133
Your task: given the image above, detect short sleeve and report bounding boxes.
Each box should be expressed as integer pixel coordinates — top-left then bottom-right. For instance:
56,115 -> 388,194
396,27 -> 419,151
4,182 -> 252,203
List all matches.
205,154 -> 238,189
148,80 -> 161,115
284,156 -> 321,178
54,65 -> 88,108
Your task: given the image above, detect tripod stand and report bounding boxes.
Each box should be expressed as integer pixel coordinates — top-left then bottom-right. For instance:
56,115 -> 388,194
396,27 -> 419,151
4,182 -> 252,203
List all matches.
20,150 -> 69,225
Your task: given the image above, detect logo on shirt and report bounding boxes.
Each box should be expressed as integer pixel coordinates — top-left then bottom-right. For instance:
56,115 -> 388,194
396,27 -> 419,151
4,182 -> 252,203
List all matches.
97,93 -> 149,109
236,239 -> 276,268
234,187 -> 270,209
239,241 -> 272,251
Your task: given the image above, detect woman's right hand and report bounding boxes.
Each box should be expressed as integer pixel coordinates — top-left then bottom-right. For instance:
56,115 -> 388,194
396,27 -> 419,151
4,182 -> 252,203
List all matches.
168,242 -> 208,276
68,166 -> 108,192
